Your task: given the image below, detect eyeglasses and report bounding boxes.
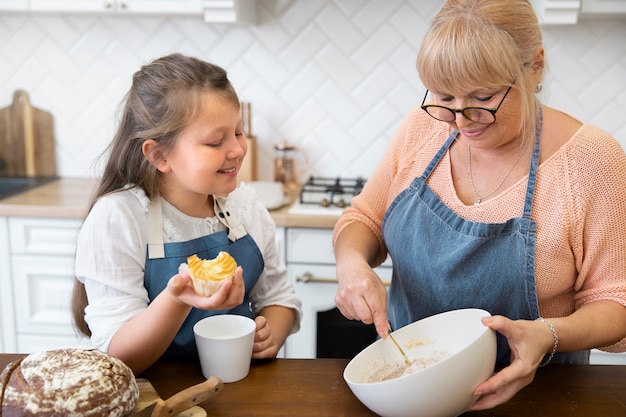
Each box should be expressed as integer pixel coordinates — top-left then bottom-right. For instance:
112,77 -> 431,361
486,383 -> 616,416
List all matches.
420,85 -> 512,125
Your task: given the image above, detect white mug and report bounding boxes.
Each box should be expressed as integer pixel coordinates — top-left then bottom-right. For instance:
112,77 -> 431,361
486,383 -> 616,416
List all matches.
193,314 -> 256,383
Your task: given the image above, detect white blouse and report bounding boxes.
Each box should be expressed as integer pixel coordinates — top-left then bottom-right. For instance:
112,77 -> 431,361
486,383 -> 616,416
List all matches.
74,183 -> 302,352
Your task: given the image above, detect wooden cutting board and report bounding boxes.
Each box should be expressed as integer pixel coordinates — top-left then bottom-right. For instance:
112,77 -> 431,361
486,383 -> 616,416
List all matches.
0,90 -> 56,178
135,379 -> 207,417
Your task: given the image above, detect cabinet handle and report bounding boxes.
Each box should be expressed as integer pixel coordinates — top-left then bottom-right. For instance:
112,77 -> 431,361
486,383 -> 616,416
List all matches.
296,272 -> 337,284
296,272 -> 390,286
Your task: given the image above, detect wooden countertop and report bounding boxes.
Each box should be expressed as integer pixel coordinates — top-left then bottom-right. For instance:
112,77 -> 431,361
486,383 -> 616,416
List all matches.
0,178 -> 339,228
1,354 -> 626,416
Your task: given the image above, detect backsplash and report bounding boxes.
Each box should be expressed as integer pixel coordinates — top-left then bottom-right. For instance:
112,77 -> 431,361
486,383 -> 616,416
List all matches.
0,0 -> 625,179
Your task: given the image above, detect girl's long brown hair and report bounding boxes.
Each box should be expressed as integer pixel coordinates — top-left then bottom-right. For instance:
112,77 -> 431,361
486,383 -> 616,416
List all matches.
71,53 -> 240,337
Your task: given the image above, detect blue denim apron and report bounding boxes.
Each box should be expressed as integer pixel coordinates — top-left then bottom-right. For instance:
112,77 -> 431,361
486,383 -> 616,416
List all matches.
144,195 -> 264,358
382,113 -> 588,364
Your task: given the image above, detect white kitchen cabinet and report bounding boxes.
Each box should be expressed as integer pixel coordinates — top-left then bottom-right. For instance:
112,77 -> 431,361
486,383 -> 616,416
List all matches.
581,0 -> 626,13
0,0 -> 29,11
531,0 -> 626,24
284,227 -> 392,359
29,0 -> 203,14
0,218 -> 13,352
22,0 -> 257,22
0,217 -> 90,353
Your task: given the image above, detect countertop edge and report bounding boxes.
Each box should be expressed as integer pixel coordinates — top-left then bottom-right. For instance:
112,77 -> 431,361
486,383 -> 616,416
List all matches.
0,178 -> 339,228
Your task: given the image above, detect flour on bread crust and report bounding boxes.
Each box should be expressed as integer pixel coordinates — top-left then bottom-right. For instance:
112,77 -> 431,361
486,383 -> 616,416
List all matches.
0,348 -> 138,417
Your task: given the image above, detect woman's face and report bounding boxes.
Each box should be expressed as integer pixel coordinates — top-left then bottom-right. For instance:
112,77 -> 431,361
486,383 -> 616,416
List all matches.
159,92 -> 246,206
429,84 -> 521,149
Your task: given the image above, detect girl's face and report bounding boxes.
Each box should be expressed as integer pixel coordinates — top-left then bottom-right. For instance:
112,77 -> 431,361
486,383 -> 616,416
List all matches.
158,92 -> 246,211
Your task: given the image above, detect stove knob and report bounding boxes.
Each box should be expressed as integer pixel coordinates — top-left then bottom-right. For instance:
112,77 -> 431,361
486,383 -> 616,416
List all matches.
337,198 -> 346,208
320,198 -> 330,207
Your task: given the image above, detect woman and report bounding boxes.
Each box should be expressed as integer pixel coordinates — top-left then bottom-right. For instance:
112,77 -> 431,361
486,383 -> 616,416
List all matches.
72,54 -> 301,374
333,0 -> 626,410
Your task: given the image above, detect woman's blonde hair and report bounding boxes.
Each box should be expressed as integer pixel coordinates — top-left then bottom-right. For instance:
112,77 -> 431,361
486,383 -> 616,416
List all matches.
417,0 -> 544,142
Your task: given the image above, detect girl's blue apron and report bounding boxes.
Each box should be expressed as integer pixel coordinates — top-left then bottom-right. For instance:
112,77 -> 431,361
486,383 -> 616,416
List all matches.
382,112 -> 588,364
144,195 -> 264,358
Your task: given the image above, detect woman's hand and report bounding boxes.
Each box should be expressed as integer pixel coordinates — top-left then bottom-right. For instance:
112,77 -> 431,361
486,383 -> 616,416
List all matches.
468,315 -> 555,410
334,262 -> 390,338
167,266 -> 245,310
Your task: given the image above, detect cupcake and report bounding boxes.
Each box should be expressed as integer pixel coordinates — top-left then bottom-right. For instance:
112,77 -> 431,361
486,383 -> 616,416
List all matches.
185,251 -> 237,296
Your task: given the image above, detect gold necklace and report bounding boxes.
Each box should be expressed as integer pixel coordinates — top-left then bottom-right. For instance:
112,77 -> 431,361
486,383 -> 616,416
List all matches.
467,137 -> 530,206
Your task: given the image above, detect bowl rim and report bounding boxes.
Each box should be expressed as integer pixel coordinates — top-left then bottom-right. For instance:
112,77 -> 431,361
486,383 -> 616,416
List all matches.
343,308 -> 494,386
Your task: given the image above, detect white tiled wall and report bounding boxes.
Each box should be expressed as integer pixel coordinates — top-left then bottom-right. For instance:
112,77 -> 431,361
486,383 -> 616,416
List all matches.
0,0 -> 625,180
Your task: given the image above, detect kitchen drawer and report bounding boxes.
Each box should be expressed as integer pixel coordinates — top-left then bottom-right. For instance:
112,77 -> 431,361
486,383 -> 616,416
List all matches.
9,217 -> 81,256
286,227 -> 392,267
287,228 -> 335,264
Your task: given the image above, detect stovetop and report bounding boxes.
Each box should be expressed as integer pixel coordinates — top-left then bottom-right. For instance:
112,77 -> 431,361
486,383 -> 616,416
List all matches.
288,176 -> 366,216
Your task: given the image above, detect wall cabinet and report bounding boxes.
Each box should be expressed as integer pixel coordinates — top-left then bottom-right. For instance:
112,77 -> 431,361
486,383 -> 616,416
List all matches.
531,0 -> 626,24
29,0 -> 203,15
0,0 -> 28,11
1,0 -> 257,22
0,217 -> 90,353
582,0 -> 626,13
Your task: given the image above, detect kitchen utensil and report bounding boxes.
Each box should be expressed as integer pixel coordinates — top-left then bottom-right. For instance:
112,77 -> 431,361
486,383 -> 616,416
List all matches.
387,324 -> 411,366
0,90 -> 56,178
344,309 -> 496,417
133,377 -> 223,417
238,102 -> 257,183
273,141 -> 307,190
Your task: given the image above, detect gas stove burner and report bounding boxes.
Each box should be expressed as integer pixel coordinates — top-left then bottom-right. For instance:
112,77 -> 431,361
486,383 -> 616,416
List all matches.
298,176 -> 366,208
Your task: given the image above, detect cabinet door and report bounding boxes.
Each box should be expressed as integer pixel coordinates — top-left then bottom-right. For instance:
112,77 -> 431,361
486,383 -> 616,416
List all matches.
11,255 -> 77,337
120,0 -> 203,14
0,0 -> 29,11
0,218 -> 13,352
29,0 -> 202,14
29,0 -> 116,12
581,0 -> 626,13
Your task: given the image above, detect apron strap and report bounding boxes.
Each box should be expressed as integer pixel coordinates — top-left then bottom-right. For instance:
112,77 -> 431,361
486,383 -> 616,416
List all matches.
214,195 -> 248,242
422,130 -> 458,180
522,105 -> 543,218
147,196 -> 166,259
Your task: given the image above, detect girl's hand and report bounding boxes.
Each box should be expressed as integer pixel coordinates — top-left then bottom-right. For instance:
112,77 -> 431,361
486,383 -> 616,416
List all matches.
251,315 -> 281,359
167,266 -> 245,310
334,263 -> 389,339
468,315 -> 554,411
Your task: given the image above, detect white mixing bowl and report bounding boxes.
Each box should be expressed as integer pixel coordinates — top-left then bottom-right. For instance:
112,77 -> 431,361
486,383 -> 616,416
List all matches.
343,308 -> 497,417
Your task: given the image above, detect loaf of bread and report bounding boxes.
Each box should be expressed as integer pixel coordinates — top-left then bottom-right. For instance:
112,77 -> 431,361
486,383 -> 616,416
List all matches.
185,251 -> 237,296
0,348 -> 138,417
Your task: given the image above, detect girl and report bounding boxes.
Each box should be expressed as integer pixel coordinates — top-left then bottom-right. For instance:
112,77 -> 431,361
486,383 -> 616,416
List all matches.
71,53 -> 301,374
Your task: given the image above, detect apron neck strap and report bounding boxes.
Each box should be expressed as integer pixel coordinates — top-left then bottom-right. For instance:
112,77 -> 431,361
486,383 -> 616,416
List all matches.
521,105 -> 543,217
147,195 -> 165,259
213,195 -> 248,242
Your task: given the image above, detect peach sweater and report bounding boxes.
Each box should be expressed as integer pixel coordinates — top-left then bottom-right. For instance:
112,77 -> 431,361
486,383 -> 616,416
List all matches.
334,107 -> 626,352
